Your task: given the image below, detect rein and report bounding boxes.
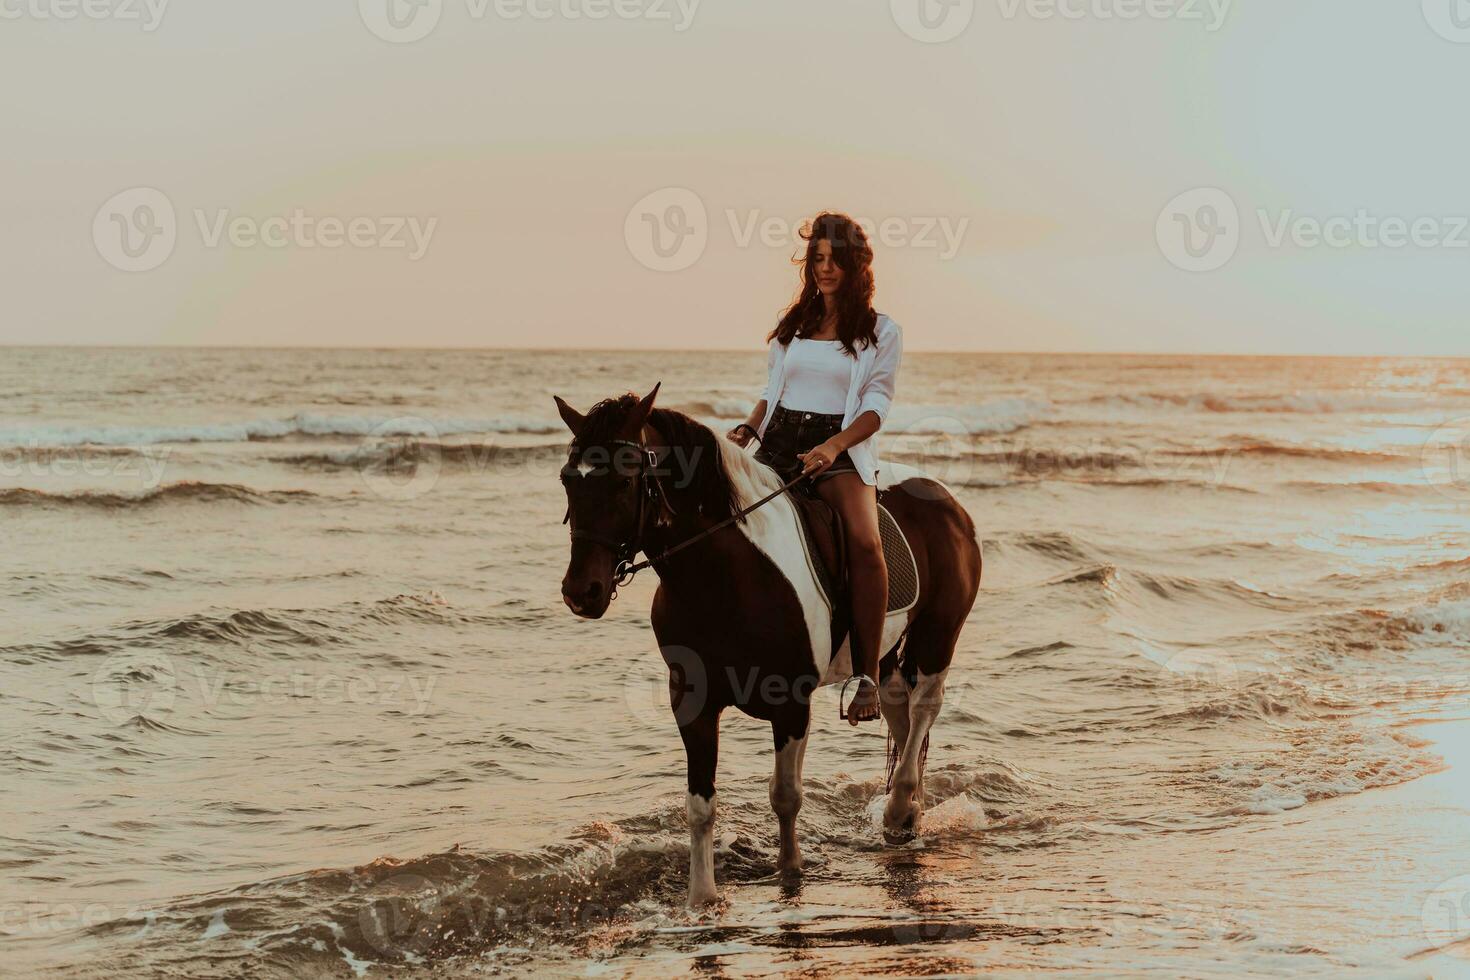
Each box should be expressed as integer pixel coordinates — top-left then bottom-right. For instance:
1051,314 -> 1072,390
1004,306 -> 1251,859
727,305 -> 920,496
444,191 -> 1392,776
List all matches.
564,422 -> 807,600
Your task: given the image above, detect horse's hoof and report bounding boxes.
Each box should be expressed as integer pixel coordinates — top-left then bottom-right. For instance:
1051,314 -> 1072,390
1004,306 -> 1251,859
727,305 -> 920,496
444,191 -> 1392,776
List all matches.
687,888 -> 719,908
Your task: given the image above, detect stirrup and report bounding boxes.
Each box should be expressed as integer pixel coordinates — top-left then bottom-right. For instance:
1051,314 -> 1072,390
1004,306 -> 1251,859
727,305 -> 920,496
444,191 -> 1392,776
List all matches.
839,674 -> 879,721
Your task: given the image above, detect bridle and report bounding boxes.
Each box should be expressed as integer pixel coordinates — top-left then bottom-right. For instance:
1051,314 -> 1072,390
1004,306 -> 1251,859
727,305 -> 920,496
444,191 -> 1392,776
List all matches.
562,437 -> 674,596
562,424 -> 808,601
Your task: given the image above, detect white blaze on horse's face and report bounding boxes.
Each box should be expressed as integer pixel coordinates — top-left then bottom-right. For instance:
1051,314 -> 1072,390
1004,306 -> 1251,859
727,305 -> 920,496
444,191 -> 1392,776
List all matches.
554,387 -> 661,620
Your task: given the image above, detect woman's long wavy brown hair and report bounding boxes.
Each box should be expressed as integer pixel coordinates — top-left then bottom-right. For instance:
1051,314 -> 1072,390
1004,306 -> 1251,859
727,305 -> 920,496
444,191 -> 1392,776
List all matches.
766,212 -> 878,358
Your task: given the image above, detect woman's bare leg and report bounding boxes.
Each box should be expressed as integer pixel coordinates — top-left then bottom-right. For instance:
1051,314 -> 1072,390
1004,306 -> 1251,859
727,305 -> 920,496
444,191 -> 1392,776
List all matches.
814,472 -> 888,724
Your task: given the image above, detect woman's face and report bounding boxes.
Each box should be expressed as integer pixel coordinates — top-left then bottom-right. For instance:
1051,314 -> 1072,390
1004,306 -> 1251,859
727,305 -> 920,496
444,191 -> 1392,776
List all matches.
812,239 -> 843,297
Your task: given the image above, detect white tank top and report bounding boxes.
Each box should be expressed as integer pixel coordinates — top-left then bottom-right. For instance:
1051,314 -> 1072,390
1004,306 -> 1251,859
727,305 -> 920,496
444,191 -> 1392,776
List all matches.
778,337 -> 851,414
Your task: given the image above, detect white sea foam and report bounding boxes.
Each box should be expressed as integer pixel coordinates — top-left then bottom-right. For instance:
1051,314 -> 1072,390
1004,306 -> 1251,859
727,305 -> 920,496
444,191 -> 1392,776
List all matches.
0,413 -> 563,447
1073,391 -> 1463,416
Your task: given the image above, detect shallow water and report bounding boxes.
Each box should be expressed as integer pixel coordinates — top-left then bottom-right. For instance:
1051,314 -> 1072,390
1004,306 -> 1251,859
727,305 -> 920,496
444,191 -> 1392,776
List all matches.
3,348 -> 1470,976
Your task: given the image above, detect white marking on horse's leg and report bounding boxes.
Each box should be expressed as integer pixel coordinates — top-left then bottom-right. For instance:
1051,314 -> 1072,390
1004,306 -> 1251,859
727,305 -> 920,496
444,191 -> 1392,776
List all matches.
687,791 -> 717,906
879,670 -> 912,765
769,734 -> 807,871
884,667 -> 947,840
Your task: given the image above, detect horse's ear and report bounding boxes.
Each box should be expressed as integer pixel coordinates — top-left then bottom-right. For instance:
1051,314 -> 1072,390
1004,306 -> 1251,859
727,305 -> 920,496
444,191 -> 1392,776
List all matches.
553,395 -> 585,436
627,381 -> 661,430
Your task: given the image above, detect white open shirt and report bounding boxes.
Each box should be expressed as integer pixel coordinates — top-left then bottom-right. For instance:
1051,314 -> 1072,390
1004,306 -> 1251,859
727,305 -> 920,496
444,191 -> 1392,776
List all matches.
754,313 -> 903,487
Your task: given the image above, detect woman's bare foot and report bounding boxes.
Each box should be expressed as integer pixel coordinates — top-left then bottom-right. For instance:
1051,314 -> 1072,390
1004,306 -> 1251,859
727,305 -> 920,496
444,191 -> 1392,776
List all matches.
846,676 -> 881,725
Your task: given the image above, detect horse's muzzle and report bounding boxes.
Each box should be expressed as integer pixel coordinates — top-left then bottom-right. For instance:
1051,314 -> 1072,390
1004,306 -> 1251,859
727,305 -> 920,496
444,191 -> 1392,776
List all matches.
561,575 -> 609,619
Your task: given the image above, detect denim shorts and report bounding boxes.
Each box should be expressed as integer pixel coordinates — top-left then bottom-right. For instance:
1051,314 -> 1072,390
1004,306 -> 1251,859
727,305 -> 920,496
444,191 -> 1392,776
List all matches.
753,403 -> 858,483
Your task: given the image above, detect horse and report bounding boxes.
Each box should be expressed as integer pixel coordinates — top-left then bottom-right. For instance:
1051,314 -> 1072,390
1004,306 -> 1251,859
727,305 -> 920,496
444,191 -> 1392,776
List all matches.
554,383 -> 982,906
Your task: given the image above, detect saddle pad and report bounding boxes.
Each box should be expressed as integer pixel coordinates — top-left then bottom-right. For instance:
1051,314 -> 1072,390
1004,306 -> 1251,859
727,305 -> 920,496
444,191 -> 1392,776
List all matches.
879,504 -> 919,613
796,501 -> 919,615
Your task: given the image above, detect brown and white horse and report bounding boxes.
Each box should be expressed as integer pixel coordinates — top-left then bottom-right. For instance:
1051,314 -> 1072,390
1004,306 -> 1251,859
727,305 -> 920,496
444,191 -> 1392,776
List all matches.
554,384 -> 981,906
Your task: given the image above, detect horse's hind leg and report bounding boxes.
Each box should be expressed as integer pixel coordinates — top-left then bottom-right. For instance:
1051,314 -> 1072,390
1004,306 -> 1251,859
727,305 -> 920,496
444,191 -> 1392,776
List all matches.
768,709 -> 809,872
679,707 -> 722,906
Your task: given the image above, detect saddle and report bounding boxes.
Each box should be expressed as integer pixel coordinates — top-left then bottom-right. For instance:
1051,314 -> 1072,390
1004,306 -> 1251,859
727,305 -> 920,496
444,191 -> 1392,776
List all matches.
743,423 -> 919,640
786,482 -> 920,619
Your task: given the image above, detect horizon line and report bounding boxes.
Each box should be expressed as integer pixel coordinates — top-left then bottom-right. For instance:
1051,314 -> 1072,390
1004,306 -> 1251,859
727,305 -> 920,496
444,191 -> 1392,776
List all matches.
3,343 -> 1466,361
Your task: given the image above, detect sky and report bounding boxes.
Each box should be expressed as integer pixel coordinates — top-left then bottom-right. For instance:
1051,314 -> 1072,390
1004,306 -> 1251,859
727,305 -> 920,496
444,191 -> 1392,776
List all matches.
2,0 -> 1468,355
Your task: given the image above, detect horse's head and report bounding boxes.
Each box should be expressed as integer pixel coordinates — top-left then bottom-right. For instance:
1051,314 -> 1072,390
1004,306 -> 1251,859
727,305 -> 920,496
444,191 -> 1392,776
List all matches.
553,383 -> 666,619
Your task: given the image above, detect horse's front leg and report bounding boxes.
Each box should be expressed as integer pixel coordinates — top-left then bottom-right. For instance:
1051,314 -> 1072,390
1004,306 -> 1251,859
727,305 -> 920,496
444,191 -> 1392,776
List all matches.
678,705 -> 721,906
768,709 -> 810,872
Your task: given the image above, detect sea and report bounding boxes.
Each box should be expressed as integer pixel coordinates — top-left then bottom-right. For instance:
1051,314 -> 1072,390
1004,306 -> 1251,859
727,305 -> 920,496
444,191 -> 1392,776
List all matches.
3,347 -> 1470,977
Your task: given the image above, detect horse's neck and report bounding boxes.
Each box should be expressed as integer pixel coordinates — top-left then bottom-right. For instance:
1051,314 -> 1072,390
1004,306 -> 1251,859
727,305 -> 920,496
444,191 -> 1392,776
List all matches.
642,426 -> 742,584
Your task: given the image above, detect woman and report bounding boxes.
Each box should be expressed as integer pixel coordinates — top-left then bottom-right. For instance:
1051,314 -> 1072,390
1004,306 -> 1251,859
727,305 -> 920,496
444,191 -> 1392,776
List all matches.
726,212 -> 903,726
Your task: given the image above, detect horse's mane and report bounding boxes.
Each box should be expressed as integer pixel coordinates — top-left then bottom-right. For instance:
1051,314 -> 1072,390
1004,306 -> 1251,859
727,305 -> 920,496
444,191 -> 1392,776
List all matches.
576,394 -> 784,523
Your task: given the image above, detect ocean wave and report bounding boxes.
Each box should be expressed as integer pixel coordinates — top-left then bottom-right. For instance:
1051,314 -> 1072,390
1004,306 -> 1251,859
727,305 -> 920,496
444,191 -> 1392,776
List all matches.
1280,479 -> 1422,495
0,482 -> 316,509
1058,476 -> 1257,493
1399,597 -> 1470,638
1165,440 -> 1410,463
1045,563 -> 1306,619
274,441 -> 562,471
0,444 -> 171,463
972,448 -> 1140,473
1073,391 -> 1454,415
74,761 -> 1048,973
1201,726 -> 1436,816
5,592 -> 465,661
670,398 -> 759,418
882,399 -> 1049,436
0,399 -> 1051,450
0,413 -> 563,448
953,472 -> 1256,493
1257,588 -> 1470,668
990,531 -> 1100,563
680,398 -> 1050,436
